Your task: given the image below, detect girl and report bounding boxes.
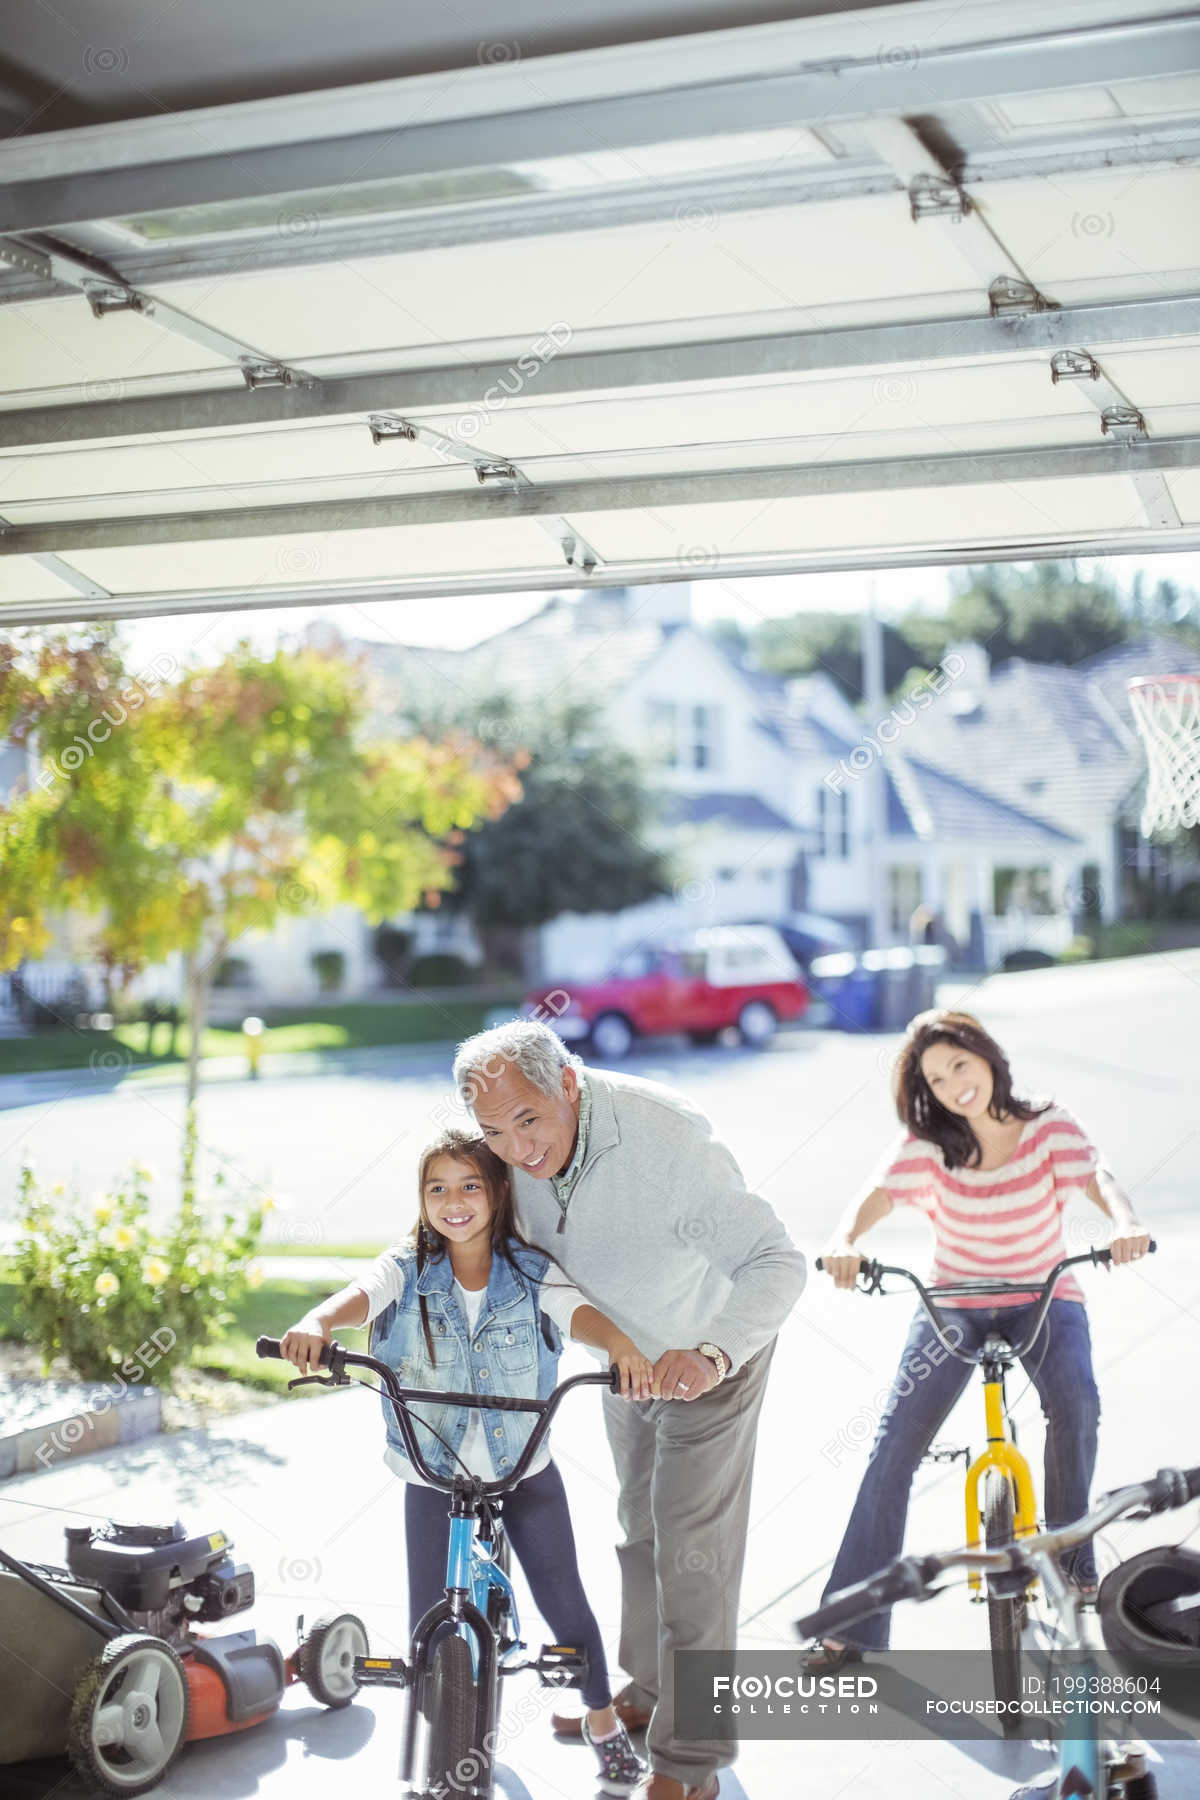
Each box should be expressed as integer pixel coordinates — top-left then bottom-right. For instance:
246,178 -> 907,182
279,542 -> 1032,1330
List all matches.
806,1009 -> 1151,1666
282,1127 -> 652,1794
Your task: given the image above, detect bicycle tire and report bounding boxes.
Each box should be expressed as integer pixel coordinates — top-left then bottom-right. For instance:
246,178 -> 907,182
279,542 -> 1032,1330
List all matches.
425,1634 -> 485,1799
982,1470 -> 1024,1734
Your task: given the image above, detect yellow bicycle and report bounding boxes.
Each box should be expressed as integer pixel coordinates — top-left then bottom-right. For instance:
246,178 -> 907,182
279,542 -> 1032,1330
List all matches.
816,1243 -> 1156,1727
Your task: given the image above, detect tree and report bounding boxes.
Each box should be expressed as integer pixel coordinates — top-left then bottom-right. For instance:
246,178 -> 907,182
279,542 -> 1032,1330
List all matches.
0,630 -> 517,1190
417,694 -> 675,975
943,560 -> 1128,664
751,610 -> 926,700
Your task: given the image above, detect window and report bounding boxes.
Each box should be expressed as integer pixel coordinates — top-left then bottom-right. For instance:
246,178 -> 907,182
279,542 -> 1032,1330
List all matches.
993,867 -> 1055,916
689,704 -> 721,770
888,865 -> 923,935
816,787 -> 850,858
645,699 -> 678,766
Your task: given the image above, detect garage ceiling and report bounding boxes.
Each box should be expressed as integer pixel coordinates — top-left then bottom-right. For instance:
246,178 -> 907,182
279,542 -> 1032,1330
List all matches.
1,0 -> 1199,624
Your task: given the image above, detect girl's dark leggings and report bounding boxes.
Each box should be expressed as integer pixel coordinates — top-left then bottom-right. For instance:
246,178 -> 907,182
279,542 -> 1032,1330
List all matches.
404,1457 -> 612,1710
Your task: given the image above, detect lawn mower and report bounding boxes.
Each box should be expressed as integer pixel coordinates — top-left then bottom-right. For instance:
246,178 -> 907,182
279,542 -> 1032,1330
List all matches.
0,1515 -> 368,1796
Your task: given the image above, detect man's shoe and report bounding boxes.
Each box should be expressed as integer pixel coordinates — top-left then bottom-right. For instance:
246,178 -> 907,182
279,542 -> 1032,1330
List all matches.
800,1638 -> 864,1673
552,1684 -> 654,1739
631,1778 -> 719,1800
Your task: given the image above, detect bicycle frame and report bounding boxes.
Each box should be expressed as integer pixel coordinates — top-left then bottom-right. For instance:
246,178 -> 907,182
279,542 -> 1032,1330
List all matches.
257,1335 -> 616,1798
797,1463 -> 1200,1800
821,1246 -> 1154,1598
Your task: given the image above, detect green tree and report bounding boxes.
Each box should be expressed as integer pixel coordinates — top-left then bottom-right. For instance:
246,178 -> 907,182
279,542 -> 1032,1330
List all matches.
945,560 -> 1128,664
0,630 -> 515,1188
422,695 -> 674,975
750,611 -> 926,700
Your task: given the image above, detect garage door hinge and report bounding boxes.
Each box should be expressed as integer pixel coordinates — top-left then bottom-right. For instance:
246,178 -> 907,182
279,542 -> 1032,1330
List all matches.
367,414 -> 418,444
241,359 -> 309,389
1049,349 -> 1099,383
908,174 -> 969,222
84,282 -> 152,319
988,277 -> 1058,316
1100,405 -> 1147,439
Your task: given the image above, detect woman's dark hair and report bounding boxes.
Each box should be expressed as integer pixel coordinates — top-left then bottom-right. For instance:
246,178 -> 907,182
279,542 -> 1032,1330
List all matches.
893,1009 -> 1047,1169
414,1127 -> 543,1363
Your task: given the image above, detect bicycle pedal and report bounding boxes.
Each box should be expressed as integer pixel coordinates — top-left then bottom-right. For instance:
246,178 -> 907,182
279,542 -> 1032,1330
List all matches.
921,1442 -> 970,1466
532,1643 -> 589,1688
354,1654 -> 409,1689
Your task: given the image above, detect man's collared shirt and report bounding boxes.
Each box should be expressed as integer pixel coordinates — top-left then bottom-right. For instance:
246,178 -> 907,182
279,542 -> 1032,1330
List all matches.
550,1072 -> 591,1228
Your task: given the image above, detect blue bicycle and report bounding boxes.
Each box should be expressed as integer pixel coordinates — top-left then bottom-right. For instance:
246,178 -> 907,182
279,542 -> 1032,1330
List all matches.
797,1461 -> 1200,1798
257,1334 -> 616,1800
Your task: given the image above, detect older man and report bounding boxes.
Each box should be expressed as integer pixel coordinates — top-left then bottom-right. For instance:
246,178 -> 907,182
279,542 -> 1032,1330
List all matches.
453,1019 -> 805,1800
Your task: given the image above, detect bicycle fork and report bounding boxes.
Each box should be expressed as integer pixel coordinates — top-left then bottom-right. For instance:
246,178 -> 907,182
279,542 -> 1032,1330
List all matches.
965,1372 -> 1039,1594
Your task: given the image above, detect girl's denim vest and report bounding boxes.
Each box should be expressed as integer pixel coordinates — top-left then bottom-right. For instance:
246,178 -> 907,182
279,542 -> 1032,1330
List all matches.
369,1240 -> 564,1482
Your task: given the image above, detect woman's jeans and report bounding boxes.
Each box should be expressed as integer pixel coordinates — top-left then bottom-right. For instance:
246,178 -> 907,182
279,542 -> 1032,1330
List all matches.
404,1458 -> 613,1710
821,1298 -> 1101,1649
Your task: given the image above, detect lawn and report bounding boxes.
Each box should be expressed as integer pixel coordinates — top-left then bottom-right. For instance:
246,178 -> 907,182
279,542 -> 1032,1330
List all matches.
0,1274 -> 367,1393
0,995 -> 521,1078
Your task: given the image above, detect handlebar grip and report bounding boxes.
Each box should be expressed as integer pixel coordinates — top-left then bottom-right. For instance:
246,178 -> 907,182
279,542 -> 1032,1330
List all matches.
1092,1237 -> 1157,1267
608,1365 -> 622,1393
255,1335 -> 331,1367
1143,1464 -> 1200,1513
796,1557 -> 933,1639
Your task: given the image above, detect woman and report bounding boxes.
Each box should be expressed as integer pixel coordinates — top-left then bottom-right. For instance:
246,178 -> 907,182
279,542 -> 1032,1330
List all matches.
807,1009 -> 1151,1666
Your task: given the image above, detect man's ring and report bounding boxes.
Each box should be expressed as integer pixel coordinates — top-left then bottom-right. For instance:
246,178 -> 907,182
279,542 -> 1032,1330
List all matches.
677,1380 -> 689,1393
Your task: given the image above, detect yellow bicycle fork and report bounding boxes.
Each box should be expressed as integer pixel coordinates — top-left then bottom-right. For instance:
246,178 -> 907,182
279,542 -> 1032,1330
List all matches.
963,1376 -> 1039,1594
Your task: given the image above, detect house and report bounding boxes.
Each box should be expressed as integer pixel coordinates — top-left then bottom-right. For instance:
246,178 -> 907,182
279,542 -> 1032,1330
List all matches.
8,589 -> 1181,1010
899,633 -> 1200,931
359,585 -> 1087,976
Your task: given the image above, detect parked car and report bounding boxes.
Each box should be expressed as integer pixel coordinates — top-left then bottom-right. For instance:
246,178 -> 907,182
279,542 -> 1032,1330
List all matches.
522,925 -> 810,1060
735,911 -> 858,974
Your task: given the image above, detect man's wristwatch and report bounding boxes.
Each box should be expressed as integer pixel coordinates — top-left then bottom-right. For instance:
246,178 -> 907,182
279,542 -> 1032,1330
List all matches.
697,1342 -> 730,1382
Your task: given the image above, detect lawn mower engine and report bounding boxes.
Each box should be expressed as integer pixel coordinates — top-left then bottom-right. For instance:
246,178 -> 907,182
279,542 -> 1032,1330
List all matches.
66,1519 -> 255,1650
66,1518 -> 287,1739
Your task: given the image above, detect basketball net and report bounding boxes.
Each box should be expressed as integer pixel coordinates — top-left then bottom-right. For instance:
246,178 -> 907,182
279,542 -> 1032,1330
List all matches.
1127,676 -> 1200,836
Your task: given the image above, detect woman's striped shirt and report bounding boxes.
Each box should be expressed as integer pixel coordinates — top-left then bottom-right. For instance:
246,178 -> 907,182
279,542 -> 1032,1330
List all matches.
872,1104 -> 1099,1307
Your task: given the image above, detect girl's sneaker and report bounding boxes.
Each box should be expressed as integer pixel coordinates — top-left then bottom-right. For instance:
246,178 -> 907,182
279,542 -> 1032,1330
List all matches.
581,1716 -> 647,1795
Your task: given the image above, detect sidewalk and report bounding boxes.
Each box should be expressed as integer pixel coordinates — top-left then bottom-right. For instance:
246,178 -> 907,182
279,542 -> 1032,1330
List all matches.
5,1228 -> 1200,1798
0,1038 -> 456,1113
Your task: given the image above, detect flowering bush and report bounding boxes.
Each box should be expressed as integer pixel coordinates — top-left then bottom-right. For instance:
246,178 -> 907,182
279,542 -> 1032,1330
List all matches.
13,1160 -> 267,1382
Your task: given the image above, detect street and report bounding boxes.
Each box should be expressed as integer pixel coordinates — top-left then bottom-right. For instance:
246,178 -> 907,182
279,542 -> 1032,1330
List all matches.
2,953 -> 1199,1797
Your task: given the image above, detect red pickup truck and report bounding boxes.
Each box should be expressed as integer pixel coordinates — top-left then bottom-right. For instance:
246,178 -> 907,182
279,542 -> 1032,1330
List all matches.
522,925 -> 809,1060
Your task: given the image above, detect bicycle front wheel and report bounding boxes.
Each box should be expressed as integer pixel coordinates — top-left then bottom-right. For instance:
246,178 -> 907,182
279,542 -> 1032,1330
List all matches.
425,1634 -> 487,1799
982,1470 -> 1024,1734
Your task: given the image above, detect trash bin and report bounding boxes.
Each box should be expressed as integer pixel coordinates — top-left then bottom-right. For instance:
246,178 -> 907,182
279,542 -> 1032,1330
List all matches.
863,947 -> 916,1033
809,952 -> 880,1032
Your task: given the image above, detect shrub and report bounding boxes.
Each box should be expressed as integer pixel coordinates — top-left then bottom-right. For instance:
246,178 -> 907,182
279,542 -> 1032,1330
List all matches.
407,952 -> 474,987
311,948 -> 346,992
1060,936 -> 1095,963
12,1162 -> 266,1383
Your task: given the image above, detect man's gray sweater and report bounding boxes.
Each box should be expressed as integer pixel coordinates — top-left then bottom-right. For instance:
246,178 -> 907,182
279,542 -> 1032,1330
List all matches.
511,1068 -> 806,1370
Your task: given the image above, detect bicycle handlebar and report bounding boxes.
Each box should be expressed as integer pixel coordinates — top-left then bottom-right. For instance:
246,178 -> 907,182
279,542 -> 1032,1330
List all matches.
796,1461 -> 1200,1640
256,1336 -> 618,1496
815,1241 -> 1157,1366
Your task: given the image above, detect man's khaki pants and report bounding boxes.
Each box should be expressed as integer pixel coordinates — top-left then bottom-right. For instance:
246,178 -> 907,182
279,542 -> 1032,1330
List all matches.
602,1340 -> 775,1786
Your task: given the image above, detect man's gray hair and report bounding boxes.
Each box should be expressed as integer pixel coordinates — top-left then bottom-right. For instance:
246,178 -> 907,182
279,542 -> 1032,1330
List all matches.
453,1019 -> 582,1106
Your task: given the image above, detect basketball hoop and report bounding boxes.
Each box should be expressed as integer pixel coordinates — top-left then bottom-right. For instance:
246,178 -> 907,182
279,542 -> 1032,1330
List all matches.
1127,674 -> 1200,836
